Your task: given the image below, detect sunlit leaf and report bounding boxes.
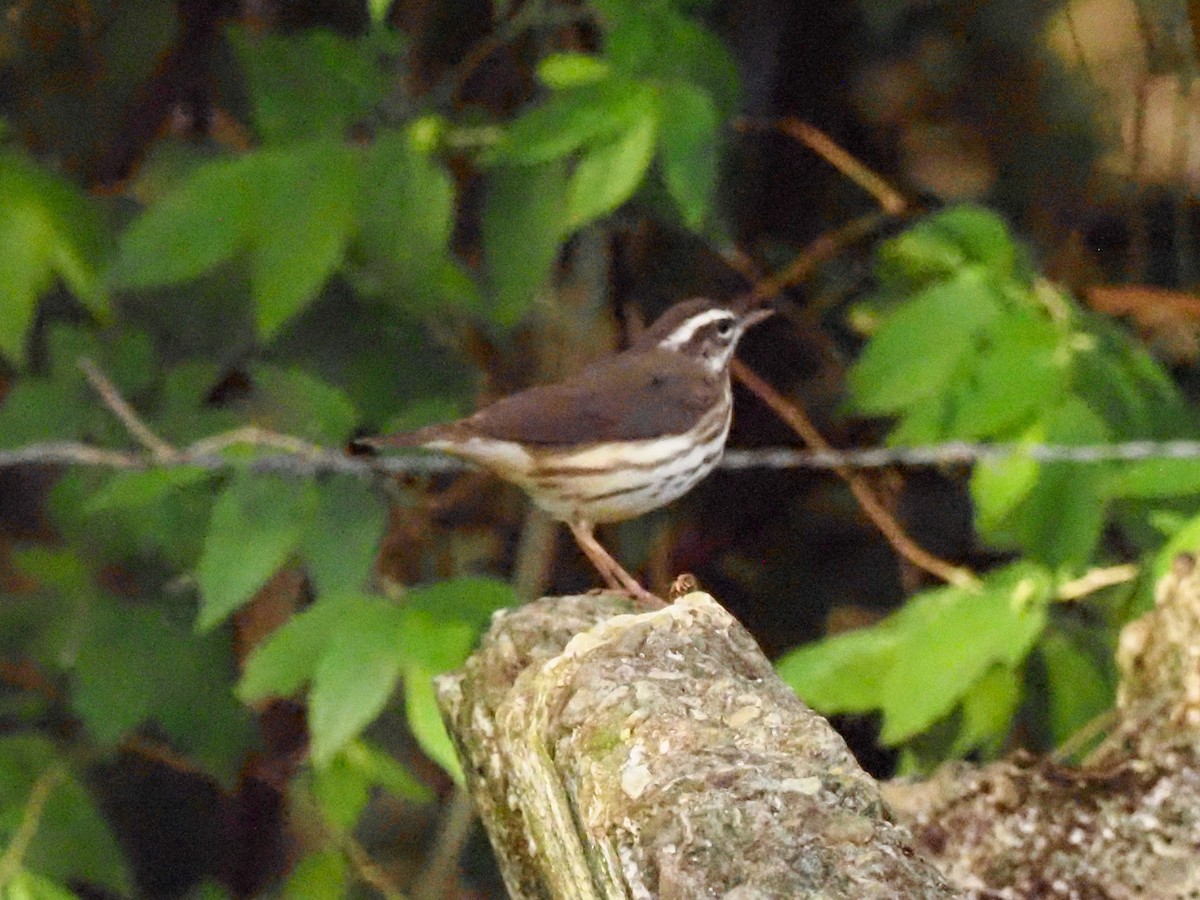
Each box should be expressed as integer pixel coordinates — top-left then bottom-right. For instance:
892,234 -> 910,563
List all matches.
777,623 -> 902,714
656,82 -> 720,229
538,53 -> 612,89
404,662 -> 462,783
566,104 -> 658,228
880,566 -> 1050,743
0,153 -> 106,363
283,849 -> 346,900
849,268 -> 1002,413
497,79 -> 655,165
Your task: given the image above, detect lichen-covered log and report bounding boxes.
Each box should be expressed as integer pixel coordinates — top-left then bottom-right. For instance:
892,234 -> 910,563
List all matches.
884,554 -> 1200,898
435,591 -> 959,899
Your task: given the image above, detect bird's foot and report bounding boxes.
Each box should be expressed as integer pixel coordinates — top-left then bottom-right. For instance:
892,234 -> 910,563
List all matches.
668,573 -> 700,601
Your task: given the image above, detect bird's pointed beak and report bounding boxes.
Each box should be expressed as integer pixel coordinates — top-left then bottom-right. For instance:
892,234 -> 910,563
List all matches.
736,295 -> 775,330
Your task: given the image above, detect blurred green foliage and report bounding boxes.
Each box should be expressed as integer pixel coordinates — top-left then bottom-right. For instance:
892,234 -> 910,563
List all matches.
779,206 -> 1197,771
1,0 -> 1198,895
0,0 -> 738,894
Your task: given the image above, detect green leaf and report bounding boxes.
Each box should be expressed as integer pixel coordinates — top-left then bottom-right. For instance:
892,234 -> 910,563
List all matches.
949,312 -> 1065,439
0,736 -> 131,895
879,565 -> 1050,743
109,154 -> 256,289
355,128 -> 455,306
923,205 -> 1018,277
0,153 -> 106,364
482,160 -> 568,326
300,476 -> 388,596
196,472 -> 317,631
538,53 -> 612,89
404,661 -> 462,783
1014,399 -> 1110,567
250,364 -> 359,444
283,849 -> 347,900
497,79 -> 655,165
309,596 -> 406,764
404,576 -> 517,633
1036,624 -> 1114,749
83,467 -> 213,515
342,738 -> 432,802
312,752 -> 371,832
776,625 -> 902,714
231,28 -> 390,144
566,103 -> 658,228
849,268 -> 1002,414
396,609 -> 475,676
72,598 -> 255,782
656,82 -> 720,229
1111,457 -> 1200,499
251,141 -> 358,337
949,664 -> 1021,757
0,380 -> 89,448
877,205 -> 1018,290
600,3 -> 740,115
73,603 -> 163,745
971,450 -> 1041,541
4,869 -> 81,900
238,595 -> 361,701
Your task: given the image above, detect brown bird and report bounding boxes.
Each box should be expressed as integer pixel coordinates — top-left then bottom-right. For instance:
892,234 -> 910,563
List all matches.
359,296 -> 773,602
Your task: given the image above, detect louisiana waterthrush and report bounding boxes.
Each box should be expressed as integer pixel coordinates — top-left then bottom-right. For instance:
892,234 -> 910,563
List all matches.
360,296 -> 773,602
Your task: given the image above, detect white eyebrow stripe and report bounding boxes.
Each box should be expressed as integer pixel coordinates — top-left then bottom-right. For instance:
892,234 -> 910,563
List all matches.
658,309 -> 735,350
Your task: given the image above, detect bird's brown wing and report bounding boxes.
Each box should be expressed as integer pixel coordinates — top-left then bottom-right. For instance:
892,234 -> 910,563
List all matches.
466,350 -> 722,445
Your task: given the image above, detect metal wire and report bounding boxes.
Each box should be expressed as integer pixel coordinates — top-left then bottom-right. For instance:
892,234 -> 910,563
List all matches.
4,438 -> 1200,476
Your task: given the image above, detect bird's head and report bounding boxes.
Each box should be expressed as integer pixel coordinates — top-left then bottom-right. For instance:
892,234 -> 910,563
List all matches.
640,295 -> 774,374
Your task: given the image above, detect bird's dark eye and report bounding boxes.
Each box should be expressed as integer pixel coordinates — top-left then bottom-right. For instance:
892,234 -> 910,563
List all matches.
716,318 -> 735,338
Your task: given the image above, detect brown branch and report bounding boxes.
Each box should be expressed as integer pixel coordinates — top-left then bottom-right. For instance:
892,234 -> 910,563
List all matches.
731,358 -> 978,589
745,210 -> 893,300
344,834 -> 405,900
738,117 -> 909,216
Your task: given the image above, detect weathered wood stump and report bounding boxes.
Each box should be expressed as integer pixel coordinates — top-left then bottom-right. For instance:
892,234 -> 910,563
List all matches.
436,592 -> 958,898
436,557 -> 1200,898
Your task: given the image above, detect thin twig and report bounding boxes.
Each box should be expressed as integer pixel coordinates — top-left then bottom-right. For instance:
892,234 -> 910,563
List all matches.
410,786 -> 476,900
1056,564 -> 1140,602
433,1 -> 592,107
731,359 -> 978,589
738,117 -> 909,216
1054,708 -> 1121,764
511,506 -> 558,601
747,210 -> 893,300
79,357 -> 177,460
0,763 -> 67,887
344,834 -> 406,900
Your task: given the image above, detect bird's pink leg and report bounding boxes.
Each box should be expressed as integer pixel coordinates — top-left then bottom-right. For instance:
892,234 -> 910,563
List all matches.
568,521 -> 665,608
